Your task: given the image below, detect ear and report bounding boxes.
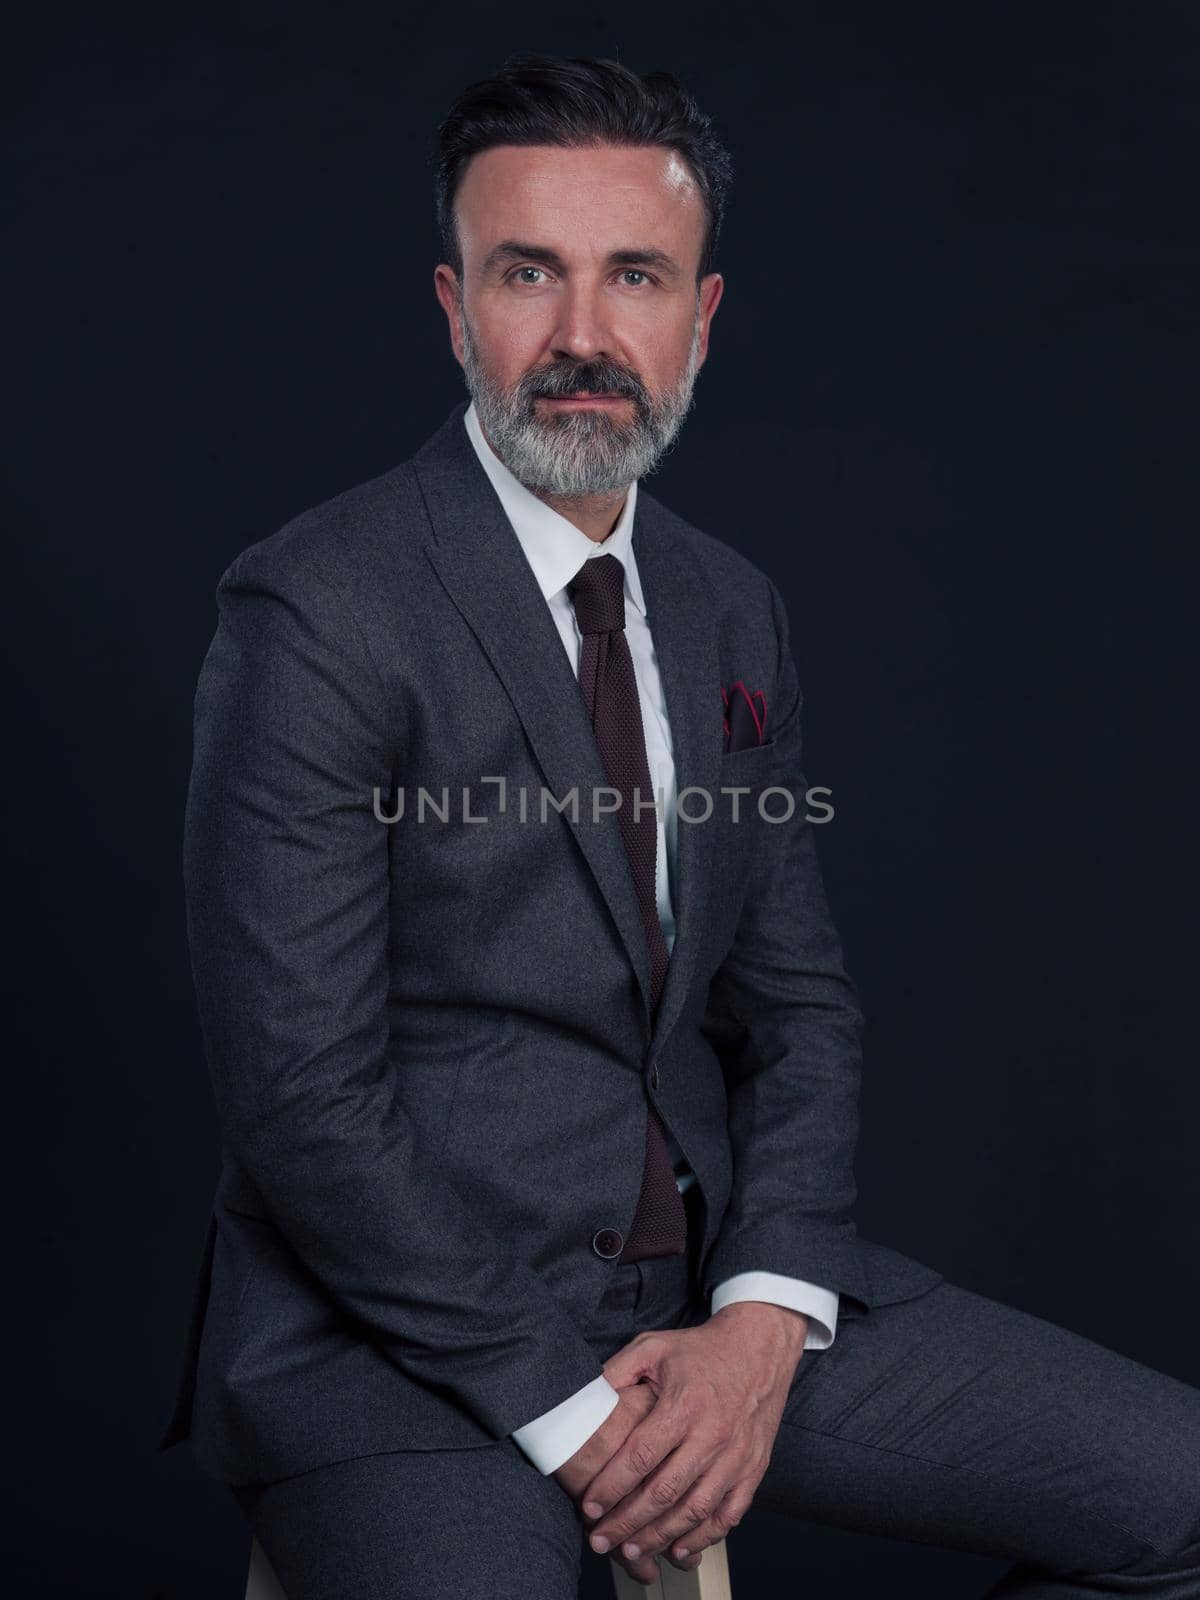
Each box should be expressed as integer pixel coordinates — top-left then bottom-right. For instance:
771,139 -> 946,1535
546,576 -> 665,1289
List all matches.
433,265 -> 465,366
694,272 -> 724,369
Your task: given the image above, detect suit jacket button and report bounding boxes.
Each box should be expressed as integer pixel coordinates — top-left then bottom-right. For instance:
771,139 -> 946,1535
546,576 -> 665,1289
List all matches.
592,1228 -> 624,1259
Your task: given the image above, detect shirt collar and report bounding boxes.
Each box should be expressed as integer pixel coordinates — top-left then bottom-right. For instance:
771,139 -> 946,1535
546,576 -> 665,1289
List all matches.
463,400 -> 646,618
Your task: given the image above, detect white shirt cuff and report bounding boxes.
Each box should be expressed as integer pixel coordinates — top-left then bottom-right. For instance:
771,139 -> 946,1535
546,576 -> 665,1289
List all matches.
510,1373 -> 621,1475
711,1271 -> 839,1349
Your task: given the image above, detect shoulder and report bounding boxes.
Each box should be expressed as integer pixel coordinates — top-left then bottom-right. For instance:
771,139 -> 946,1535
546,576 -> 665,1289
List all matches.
637,487 -> 783,620
216,457 -> 429,606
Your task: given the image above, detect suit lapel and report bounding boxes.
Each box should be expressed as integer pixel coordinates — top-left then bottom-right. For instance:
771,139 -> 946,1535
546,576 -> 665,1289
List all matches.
631,499 -> 723,1054
411,402 -> 721,1054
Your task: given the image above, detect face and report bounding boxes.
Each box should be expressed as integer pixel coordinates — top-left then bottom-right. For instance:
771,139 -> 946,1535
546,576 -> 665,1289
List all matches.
434,143 -> 724,496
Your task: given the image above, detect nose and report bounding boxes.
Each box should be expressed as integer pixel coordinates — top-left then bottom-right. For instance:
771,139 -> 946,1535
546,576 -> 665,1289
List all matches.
549,279 -> 616,366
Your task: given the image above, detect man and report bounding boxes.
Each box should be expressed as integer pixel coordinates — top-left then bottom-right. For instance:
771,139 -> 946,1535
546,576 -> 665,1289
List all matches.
158,52 -> 1200,1597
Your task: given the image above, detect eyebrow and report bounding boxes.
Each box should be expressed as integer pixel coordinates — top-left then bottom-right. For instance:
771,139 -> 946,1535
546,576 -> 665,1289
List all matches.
480,239 -> 683,282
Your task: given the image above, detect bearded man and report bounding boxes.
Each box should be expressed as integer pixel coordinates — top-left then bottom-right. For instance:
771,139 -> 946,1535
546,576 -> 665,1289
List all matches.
158,51 -> 1200,1599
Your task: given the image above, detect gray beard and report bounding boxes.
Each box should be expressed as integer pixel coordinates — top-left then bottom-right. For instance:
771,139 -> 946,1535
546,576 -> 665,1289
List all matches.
459,311 -> 703,498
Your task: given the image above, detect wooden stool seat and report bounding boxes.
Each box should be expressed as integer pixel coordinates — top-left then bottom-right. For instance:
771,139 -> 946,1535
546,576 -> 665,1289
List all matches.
245,1532 -> 732,1598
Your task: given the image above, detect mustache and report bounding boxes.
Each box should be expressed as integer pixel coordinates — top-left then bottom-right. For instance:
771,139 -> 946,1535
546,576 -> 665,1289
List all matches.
518,361 -> 648,405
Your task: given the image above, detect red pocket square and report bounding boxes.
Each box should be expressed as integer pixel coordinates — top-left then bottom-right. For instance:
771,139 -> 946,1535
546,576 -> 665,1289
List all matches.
721,680 -> 767,751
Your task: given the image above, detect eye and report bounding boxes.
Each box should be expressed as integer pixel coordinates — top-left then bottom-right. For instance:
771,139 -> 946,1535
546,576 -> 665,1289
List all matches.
506,265 -> 656,288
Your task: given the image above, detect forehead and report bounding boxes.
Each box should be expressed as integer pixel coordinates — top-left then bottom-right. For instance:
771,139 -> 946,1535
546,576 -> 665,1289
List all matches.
454,143 -> 705,260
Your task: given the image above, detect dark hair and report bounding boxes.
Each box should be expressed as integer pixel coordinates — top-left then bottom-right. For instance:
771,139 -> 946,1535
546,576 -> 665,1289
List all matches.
434,53 -> 733,284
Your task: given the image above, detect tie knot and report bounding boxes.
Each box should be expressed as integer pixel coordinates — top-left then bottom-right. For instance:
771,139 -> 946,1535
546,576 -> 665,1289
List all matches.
567,553 -> 627,635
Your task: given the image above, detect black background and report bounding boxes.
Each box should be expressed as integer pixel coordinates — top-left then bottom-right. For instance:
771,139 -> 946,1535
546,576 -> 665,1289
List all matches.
6,3 -> 1199,1594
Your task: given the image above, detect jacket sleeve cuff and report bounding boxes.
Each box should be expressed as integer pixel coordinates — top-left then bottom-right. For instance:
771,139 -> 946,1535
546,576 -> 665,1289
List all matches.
710,1271 -> 839,1349
510,1373 -> 621,1474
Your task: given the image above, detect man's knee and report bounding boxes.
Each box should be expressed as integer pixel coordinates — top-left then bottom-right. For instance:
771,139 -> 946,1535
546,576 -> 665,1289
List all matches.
1096,1399 -> 1200,1586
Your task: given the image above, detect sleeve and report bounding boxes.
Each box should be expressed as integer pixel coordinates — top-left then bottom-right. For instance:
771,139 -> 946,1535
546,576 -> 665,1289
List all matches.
183,546 -> 604,1441
699,575 -> 868,1302
511,1374 -> 622,1475
710,1273 -> 839,1349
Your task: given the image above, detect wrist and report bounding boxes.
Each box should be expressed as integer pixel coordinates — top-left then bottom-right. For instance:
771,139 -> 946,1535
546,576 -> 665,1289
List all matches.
712,1300 -> 809,1360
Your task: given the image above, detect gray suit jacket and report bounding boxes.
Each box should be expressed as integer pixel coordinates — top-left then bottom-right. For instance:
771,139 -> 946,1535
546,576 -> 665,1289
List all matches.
157,399 -> 943,1486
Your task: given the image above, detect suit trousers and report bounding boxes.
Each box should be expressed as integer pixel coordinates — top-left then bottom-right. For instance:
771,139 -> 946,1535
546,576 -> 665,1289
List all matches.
229,1187 -> 1200,1598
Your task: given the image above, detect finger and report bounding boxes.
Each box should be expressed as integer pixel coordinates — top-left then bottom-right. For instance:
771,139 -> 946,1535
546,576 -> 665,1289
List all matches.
610,1461 -> 734,1562
601,1332 -> 664,1390
616,1549 -> 662,1587
665,1478 -> 757,1566
589,1436 -> 723,1558
581,1405 -> 690,1532
576,1391 -> 657,1521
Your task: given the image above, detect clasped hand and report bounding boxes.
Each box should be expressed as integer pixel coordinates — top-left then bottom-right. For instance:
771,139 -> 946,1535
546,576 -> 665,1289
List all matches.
553,1303 -> 807,1586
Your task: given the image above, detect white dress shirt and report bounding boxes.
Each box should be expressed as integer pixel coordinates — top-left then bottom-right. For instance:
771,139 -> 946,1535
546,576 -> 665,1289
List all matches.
463,402 -> 839,1474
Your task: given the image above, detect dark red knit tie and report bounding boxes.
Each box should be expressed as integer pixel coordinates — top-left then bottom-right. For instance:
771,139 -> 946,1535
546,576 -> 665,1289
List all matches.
567,553 -> 688,1263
